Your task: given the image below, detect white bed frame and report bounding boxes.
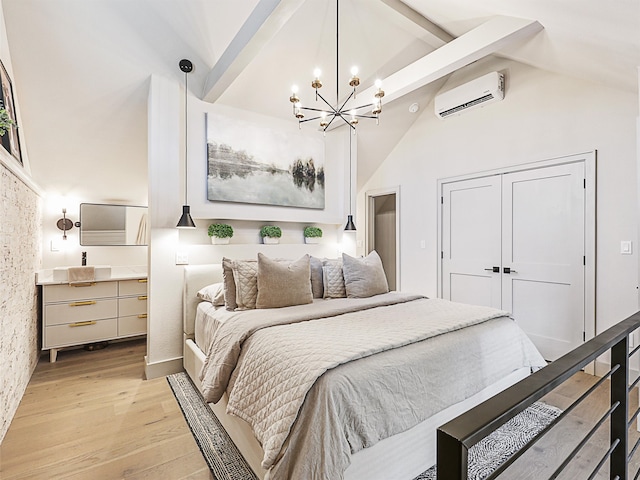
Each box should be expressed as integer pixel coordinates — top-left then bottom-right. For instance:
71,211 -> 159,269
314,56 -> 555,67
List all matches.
182,264 -> 530,480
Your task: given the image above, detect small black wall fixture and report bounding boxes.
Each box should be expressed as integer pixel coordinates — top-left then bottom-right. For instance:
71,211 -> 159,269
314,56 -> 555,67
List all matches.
176,58 -> 196,229
344,130 -> 356,231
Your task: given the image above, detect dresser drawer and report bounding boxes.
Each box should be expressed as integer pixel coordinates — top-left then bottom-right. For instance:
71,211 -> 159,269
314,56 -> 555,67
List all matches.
44,281 -> 118,303
45,318 -> 118,348
118,296 -> 147,317
118,314 -> 147,337
119,278 -> 148,296
45,299 -> 118,326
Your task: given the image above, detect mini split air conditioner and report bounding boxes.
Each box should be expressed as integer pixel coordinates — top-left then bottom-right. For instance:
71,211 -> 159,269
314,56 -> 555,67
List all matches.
434,71 -> 505,118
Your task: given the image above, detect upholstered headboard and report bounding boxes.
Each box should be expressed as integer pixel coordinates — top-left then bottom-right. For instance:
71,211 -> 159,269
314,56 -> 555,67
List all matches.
183,264 -> 223,337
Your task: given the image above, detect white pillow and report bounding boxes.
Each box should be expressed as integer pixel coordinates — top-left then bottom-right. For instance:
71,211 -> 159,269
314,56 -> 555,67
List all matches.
196,282 -> 225,306
342,250 -> 389,298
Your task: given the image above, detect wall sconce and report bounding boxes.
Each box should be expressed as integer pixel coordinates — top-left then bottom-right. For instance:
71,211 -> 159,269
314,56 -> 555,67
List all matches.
56,208 -> 79,240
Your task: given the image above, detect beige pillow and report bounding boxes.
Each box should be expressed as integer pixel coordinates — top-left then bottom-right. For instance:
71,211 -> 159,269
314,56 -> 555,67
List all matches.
342,250 -> 389,298
232,260 -> 259,310
322,260 -> 346,299
222,257 -> 238,311
256,253 -> 313,309
196,282 -> 225,306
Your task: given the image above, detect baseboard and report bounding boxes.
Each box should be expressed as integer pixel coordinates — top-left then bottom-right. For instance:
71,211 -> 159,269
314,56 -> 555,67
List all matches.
144,355 -> 184,380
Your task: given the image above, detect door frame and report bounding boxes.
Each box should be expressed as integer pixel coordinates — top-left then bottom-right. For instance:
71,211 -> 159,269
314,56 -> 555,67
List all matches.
437,151 -> 596,346
366,186 -> 401,291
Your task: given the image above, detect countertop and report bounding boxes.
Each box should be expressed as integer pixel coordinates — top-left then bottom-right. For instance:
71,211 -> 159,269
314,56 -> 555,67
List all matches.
36,265 -> 148,285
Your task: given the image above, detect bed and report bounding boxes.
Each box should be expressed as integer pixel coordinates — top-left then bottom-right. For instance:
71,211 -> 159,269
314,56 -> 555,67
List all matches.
182,254 -> 546,480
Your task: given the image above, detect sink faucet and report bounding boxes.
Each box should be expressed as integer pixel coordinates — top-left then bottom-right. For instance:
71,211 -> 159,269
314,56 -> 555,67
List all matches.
82,252 -> 87,266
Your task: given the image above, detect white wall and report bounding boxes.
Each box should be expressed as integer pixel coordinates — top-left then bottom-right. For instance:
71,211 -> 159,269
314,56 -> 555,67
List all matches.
145,76 -> 353,377
358,56 -> 639,335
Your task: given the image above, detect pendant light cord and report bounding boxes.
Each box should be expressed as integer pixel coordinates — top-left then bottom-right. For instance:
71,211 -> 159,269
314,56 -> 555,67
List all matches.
336,0 -> 339,106
184,70 -> 188,205
349,128 -> 352,216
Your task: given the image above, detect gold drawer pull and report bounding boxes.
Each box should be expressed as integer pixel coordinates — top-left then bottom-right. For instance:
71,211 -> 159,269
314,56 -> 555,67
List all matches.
138,279 -> 147,283
137,314 -> 148,319
69,321 -> 97,327
138,295 -> 147,301
69,300 -> 97,307
73,282 -> 96,287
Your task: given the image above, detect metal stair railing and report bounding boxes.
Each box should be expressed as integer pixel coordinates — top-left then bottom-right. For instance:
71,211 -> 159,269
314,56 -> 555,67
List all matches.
437,311 -> 640,480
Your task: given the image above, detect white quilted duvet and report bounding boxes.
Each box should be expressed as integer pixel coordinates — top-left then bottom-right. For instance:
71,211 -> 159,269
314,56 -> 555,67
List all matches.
199,294 -> 542,473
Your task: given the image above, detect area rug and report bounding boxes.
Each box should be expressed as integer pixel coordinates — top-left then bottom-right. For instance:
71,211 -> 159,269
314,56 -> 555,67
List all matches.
167,372 -> 259,480
167,372 -> 561,480
413,401 -> 562,480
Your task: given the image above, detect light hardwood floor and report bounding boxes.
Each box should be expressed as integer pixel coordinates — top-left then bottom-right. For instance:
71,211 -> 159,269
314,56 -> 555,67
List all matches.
1,339 -> 640,479
0,339 -> 212,480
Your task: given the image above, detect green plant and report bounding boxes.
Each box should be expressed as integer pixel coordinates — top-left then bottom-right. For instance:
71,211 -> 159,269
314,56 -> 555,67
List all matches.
0,103 -> 15,137
208,223 -> 234,238
260,225 -> 282,238
303,226 -> 323,238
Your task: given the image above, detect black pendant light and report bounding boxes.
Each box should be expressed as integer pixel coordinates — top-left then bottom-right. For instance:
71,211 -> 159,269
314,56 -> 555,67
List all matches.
177,59 -> 196,229
344,130 -> 356,231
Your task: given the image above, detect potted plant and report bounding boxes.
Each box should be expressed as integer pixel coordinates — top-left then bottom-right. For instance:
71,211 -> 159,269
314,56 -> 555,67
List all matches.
260,225 -> 282,244
0,101 -> 15,137
208,223 -> 233,244
303,226 -> 322,244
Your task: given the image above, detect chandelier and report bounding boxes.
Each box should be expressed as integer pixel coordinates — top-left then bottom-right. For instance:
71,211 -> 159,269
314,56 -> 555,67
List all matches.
288,0 -> 385,132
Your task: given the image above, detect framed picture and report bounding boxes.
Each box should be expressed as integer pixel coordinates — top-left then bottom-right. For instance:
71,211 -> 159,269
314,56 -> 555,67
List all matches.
206,112 -> 325,210
0,60 -> 21,164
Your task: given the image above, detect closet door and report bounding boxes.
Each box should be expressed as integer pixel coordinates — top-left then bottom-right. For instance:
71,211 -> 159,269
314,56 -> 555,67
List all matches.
501,163 -> 585,361
441,176 -> 502,309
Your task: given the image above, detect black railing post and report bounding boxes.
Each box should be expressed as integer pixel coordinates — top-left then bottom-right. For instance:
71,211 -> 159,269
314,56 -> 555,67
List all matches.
437,429 -> 468,480
611,335 -> 629,480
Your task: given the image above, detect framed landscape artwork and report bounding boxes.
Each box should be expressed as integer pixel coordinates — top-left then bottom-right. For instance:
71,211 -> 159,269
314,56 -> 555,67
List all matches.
206,112 -> 325,209
0,60 -> 21,164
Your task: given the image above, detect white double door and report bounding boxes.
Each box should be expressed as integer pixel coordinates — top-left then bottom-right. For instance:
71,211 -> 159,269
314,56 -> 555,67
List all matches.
441,162 -> 586,361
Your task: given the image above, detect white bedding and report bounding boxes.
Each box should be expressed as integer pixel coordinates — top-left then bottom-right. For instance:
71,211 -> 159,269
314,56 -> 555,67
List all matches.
195,293 -> 546,480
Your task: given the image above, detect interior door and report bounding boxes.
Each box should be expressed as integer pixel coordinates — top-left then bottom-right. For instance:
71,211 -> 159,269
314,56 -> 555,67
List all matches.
501,163 -> 585,361
441,161 -> 586,361
441,175 -> 502,308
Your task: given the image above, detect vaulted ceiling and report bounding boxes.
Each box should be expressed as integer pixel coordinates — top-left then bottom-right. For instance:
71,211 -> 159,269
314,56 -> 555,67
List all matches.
2,0 -> 639,202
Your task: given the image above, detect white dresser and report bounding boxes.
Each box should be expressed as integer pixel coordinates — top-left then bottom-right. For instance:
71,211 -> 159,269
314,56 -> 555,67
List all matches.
38,272 -> 148,362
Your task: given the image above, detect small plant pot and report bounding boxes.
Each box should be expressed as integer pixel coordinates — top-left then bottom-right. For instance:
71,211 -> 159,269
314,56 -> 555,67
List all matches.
263,237 -> 279,244
304,237 -> 320,244
211,237 -> 230,245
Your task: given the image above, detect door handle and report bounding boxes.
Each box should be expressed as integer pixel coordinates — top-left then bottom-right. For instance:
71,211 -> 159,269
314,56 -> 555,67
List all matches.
503,267 -> 517,274
484,267 -> 500,273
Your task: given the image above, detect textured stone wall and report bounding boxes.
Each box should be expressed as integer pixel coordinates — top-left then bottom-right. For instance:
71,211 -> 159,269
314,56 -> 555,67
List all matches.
0,163 -> 41,443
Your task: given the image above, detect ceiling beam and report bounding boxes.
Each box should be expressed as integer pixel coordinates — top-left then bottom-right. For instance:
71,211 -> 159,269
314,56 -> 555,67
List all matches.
379,0 -> 454,47
352,15 -> 543,115
202,0 -> 306,103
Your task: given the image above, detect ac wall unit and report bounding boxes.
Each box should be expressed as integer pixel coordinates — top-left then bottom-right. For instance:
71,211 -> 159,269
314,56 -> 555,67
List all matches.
435,71 -> 505,118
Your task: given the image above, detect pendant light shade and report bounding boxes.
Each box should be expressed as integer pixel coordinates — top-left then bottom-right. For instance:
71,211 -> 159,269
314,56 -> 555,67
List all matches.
344,214 -> 356,231
177,205 -> 196,228
176,58 -> 196,229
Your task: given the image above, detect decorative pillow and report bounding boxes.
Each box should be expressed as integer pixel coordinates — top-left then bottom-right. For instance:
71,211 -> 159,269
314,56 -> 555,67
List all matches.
322,260 -> 346,299
222,257 -> 238,311
342,250 -> 389,298
232,260 -> 259,310
196,282 -> 225,306
256,253 -> 313,309
309,256 -> 324,298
